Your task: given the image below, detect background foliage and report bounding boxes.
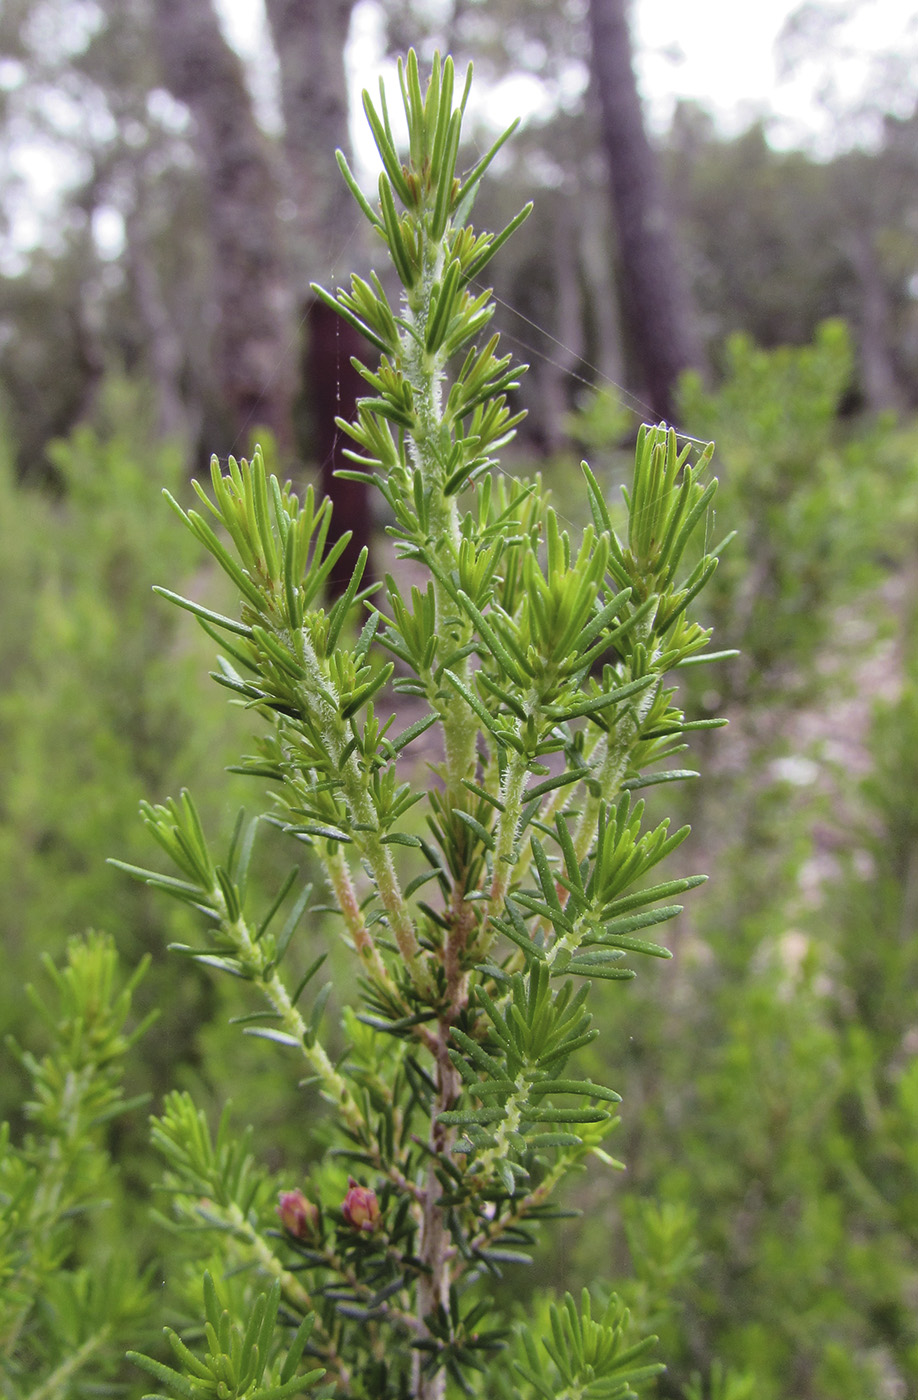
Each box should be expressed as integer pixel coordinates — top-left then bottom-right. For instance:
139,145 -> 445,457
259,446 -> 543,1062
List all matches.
2,4 -> 918,1398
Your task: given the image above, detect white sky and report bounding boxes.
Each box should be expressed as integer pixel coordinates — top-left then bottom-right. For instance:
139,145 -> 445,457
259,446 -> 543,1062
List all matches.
217,0 -> 918,157
635,0 -> 916,149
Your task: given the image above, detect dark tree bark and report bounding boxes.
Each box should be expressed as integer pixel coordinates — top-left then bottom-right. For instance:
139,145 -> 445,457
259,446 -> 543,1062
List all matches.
588,0 -> 701,424
307,301 -> 370,594
150,0 -> 292,448
264,0 -> 358,274
537,186 -> 585,452
265,0 -> 373,593
847,228 -> 902,412
125,199 -> 193,443
580,175 -> 626,391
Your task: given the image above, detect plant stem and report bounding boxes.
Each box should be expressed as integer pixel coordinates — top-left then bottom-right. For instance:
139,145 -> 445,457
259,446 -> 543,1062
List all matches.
24,1326 -> 112,1400
413,1021 -> 460,1400
404,250 -> 478,798
326,843 -> 396,989
572,674 -> 660,867
216,896 -> 365,1135
296,635 -> 425,980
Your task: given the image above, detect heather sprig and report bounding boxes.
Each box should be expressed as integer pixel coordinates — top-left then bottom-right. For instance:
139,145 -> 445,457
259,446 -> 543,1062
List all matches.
121,49 -> 729,1400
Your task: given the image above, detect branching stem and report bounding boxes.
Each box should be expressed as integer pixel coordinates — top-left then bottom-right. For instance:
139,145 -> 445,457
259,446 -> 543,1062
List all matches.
325,843 -> 396,990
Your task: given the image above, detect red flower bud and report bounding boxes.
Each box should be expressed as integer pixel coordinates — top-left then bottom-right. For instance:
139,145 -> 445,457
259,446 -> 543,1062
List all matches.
341,1177 -> 380,1232
277,1189 -> 320,1240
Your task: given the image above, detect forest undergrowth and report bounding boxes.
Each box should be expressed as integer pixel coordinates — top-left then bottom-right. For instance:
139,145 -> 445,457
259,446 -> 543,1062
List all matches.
3,176 -> 918,1400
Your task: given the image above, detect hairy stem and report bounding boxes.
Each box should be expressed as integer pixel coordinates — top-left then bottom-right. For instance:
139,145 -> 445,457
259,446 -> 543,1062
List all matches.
295,637 -> 425,979
325,843 -> 397,989
413,1022 -> 460,1400
404,250 -> 478,799
215,893 -> 365,1135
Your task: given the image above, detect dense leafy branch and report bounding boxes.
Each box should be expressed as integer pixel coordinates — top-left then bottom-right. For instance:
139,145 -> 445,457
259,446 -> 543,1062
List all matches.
0,934 -> 154,1398
118,48 -> 730,1400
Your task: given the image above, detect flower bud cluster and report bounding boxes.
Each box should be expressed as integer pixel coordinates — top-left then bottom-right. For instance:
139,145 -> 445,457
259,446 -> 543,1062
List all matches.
341,1178 -> 380,1232
277,1180 -> 381,1239
276,1189 -> 320,1241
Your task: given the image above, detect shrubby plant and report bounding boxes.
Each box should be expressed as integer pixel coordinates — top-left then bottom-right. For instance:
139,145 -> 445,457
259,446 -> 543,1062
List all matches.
0,392 -> 313,1398
566,322 -> 918,1396
0,934 -> 154,1397
572,319 -> 918,709
0,384 -> 269,1128
5,52 -> 918,1400
678,321 -> 918,704
3,53 -> 732,1400
113,52 -> 733,1400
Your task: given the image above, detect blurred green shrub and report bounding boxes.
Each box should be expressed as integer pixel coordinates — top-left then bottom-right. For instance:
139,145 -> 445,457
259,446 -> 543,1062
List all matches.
562,323 -> 918,1399
1,933 -> 154,1398
679,320 -> 918,702
0,381 -> 326,1396
3,317 -> 918,1398
0,380 -> 320,1131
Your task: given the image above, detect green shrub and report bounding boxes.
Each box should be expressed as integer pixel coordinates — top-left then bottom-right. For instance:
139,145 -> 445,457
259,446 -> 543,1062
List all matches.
107,52 -> 731,1400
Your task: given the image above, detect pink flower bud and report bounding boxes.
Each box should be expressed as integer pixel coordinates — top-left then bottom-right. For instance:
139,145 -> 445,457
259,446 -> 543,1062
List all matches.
277,1189 -> 320,1240
341,1177 -> 380,1232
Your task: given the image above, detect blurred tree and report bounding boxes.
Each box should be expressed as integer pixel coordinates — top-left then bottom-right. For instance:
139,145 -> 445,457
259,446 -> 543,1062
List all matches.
264,0 -> 357,275
0,235 -> 105,483
374,0 -> 918,421
665,105 -> 918,409
777,0 -> 918,150
264,0 -> 373,591
0,0 -> 376,579
0,0 -> 221,473
149,0 -> 292,448
588,0 -> 702,422
4,0 -> 918,476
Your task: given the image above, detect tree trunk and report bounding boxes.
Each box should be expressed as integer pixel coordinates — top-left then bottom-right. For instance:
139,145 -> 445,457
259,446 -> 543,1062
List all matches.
537,185 -> 584,452
151,0 -> 292,449
588,0 -> 701,424
579,175 -> 625,391
125,199 -> 193,443
307,301 -> 373,595
264,0 -> 358,275
848,228 -> 901,411
265,0 -> 373,592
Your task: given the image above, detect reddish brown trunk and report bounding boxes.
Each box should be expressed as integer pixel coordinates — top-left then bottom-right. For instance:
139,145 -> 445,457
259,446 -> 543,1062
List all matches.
264,0 -> 373,593
848,228 -> 901,411
308,300 -> 374,596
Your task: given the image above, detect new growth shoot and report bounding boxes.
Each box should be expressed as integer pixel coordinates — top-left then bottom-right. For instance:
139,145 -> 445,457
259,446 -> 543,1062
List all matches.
120,49 -> 730,1400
